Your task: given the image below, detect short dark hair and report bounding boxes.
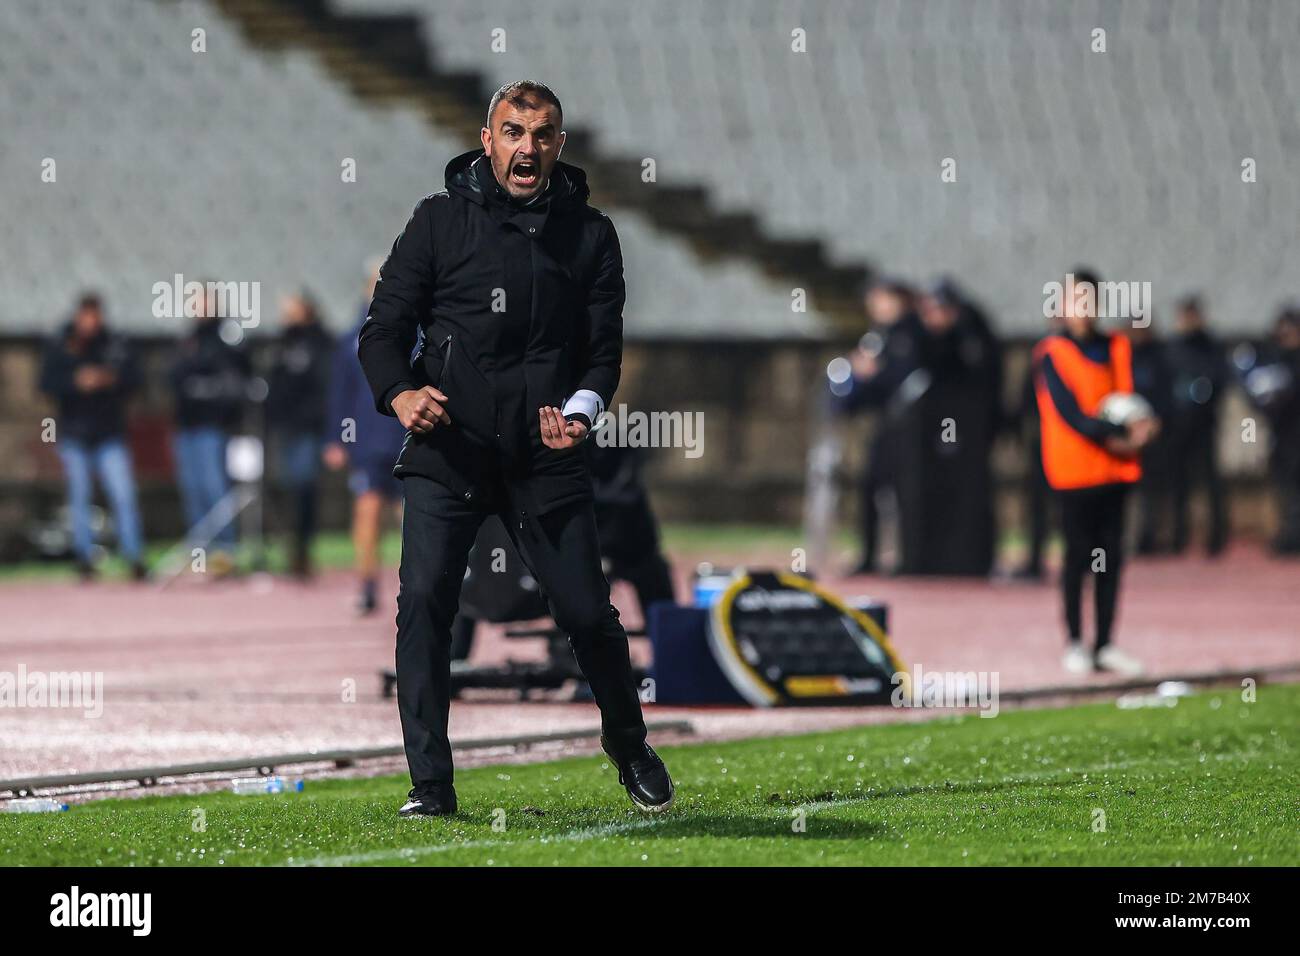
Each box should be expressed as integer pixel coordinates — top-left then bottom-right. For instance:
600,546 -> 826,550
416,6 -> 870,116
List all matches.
1071,267 -> 1101,291
76,292 -> 102,312
486,80 -> 563,129
295,289 -> 322,324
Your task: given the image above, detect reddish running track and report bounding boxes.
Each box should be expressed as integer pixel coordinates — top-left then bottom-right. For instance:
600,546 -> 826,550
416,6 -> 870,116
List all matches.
1,544 -> 1295,788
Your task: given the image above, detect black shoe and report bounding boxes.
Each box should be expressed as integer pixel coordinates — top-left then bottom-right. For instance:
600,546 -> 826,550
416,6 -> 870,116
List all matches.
130,561 -> 150,582
603,738 -> 674,813
398,784 -> 457,817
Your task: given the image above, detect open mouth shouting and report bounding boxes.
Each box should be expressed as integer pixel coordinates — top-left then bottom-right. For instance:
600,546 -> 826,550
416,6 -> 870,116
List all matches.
510,156 -> 540,190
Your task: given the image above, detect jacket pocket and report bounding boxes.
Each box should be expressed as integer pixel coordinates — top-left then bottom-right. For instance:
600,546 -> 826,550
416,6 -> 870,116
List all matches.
429,334 -> 498,449
418,333 -> 452,389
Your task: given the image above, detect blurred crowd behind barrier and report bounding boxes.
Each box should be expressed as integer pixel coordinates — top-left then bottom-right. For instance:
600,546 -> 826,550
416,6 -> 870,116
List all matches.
0,283 -> 1295,569
3,0 -> 1299,570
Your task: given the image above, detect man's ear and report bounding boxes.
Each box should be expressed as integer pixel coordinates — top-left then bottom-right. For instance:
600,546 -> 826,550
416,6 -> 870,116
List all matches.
556,130 -> 566,160
480,126 -> 491,153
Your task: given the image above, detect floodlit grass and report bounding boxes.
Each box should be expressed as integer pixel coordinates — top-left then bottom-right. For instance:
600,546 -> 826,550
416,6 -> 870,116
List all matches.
3,686 -> 1295,866
0,523 -> 866,583
0,531 -> 401,583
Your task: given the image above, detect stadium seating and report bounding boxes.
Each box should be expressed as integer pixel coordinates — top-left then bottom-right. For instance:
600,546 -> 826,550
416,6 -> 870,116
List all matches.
3,0 -> 1295,336
0,0 -> 814,337
337,0 -> 1300,333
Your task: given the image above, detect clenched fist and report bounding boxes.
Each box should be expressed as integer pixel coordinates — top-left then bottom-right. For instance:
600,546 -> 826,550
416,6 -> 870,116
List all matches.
391,386 -> 451,434
539,405 -> 588,449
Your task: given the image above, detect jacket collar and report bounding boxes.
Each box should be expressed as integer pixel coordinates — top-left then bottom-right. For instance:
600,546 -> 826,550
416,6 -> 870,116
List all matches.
444,149 -> 590,212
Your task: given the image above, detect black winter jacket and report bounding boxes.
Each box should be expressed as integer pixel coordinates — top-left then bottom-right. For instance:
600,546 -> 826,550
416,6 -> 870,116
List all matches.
39,324 -> 139,443
358,150 -> 625,518
170,318 -> 250,430
1164,329 -> 1227,431
267,321 -> 334,438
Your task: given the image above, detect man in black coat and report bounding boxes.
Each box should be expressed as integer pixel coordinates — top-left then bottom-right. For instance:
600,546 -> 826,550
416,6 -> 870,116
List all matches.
906,281 -> 1000,575
1128,322 -> 1176,553
1245,308 -> 1300,553
266,292 -> 334,577
358,81 -> 673,817
1163,297 -> 1229,554
830,278 -> 923,575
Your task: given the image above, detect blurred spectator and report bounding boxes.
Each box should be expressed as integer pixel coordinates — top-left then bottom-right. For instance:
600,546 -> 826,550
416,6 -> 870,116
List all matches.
830,278 -> 923,574
932,278 -> 1005,440
831,277 -> 1000,576
325,262 -> 408,612
38,293 -> 146,580
1034,269 -> 1157,675
1127,321 -> 1176,554
1241,308 -> 1300,553
1010,312 -> 1064,581
169,293 -> 249,574
905,280 -> 1000,575
266,292 -> 334,578
1163,297 -> 1229,555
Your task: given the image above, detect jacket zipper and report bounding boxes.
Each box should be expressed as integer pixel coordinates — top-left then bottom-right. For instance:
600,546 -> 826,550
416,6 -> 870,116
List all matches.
436,334 -> 452,389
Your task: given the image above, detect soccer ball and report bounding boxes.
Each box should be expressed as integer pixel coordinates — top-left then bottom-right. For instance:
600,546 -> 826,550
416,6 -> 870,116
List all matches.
1097,391 -> 1155,425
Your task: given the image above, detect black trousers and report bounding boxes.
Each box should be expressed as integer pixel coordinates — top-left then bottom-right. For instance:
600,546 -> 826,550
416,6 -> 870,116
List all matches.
396,474 -> 648,786
1135,433 -> 1173,554
1058,483 -> 1129,651
1170,429 -> 1226,554
1273,442 -> 1300,552
856,430 -> 894,571
448,497 -> 673,663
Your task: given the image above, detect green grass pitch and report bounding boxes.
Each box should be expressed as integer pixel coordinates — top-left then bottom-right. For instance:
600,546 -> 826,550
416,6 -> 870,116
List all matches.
4,685 -> 1296,866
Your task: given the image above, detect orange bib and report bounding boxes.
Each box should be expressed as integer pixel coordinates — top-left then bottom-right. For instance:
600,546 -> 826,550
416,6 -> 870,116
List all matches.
1033,333 -> 1142,490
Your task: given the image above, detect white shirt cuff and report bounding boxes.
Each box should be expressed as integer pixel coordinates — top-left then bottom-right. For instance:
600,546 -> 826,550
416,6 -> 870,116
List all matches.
562,389 -> 605,424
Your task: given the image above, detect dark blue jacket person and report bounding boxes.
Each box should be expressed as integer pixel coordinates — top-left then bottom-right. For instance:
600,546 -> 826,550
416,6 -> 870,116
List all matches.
325,297 -> 411,612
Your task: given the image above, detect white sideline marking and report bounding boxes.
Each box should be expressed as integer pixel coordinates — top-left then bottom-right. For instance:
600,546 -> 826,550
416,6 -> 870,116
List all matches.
793,749 -> 1262,813
290,749 -> 1262,865
289,817 -> 668,867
